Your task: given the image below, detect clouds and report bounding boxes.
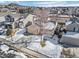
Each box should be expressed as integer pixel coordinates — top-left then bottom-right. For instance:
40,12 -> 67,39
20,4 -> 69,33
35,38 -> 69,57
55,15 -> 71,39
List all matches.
0,1 -> 79,7
31,1 -> 64,7
18,1 -> 79,7
20,1 -> 66,7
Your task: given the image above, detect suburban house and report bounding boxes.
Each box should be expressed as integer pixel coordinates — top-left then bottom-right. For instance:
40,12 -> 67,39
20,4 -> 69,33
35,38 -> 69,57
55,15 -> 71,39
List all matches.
60,32 -> 79,46
27,21 -> 57,35
27,24 -> 40,35
60,16 -> 79,46
48,14 -> 71,23
65,17 -> 79,32
27,8 -> 58,35
3,15 -> 16,36
15,14 -> 34,29
0,8 -> 9,12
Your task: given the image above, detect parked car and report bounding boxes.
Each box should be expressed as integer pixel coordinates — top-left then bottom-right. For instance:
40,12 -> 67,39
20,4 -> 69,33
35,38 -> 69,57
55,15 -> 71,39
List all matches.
0,27 -> 4,35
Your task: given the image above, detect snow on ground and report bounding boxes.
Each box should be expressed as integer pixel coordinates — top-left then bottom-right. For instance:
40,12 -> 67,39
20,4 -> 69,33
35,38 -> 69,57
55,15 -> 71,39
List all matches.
0,34 -> 24,43
0,27 -> 62,58
10,33 -> 62,58
44,22 -> 55,30
44,35 -> 59,45
65,31 -> 78,35
27,36 -> 62,58
0,17 -> 5,22
62,31 -> 79,39
73,33 -> 79,38
0,44 -> 27,58
10,35 -> 24,43
14,52 -> 27,58
11,28 -> 62,58
0,44 -> 9,52
0,28 -> 26,43
65,21 -> 72,25
10,28 -> 26,43
8,50 -> 15,53
0,35 -> 6,39
16,28 -> 26,35
6,28 -> 26,43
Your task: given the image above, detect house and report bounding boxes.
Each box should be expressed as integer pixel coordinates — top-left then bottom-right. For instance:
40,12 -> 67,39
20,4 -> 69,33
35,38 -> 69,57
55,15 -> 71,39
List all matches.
27,21 -> 57,35
41,22 -> 57,35
60,32 -> 79,46
65,17 -> 79,32
5,15 -> 14,22
3,15 -> 16,36
27,8 -> 57,35
1,8 -> 9,12
15,14 -> 34,29
15,20 -> 24,29
4,15 -> 15,29
16,7 -> 28,14
50,8 -> 58,14
23,14 -> 34,26
48,14 -> 71,23
27,24 -> 40,35
4,22 -> 15,29
10,7 -> 16,12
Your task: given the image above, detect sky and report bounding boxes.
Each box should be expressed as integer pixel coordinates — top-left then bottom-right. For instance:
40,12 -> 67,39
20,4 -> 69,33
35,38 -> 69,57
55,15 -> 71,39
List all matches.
0,1 -> 79,7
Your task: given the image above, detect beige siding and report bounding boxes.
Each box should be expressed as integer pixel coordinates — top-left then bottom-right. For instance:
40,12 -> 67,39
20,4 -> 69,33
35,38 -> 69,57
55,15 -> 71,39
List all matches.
27,24 -> 40,35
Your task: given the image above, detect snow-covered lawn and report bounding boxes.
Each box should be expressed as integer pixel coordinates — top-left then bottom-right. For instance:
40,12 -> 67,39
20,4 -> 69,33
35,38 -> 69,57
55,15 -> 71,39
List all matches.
44,35 -> 59,45
26,36 -> 62,58
0,28 -> 62,58
64,31 -> 78,35
16,28 -> 26,35
13,28 -> 62,58
0,44 -> 27,58
5,28 -> 26,42
0,44 -> 9,52
0,35 -> 6,39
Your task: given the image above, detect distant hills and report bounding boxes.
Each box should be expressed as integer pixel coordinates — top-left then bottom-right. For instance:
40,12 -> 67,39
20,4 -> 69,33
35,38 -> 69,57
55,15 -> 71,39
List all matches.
0,2 -> 22,7
8,3 -> 21,6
